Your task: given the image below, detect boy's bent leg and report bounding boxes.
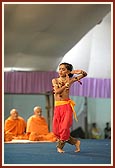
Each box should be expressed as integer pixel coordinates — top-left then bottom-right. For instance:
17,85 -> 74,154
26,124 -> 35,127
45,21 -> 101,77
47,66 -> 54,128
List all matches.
67,136 -> 80,152
56,140 -> 66,153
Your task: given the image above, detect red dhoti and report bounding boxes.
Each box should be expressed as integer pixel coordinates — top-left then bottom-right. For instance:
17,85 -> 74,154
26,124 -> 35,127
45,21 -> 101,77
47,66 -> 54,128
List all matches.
53,99 -> 77,141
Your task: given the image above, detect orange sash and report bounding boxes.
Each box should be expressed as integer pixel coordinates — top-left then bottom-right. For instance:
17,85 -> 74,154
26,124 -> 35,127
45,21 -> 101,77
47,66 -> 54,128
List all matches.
55,99 -> 78,122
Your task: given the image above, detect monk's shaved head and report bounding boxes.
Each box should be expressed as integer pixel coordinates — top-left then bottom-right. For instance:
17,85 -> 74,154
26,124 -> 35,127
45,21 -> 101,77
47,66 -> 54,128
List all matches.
10,109 -> 18,115
10,109 -> 18,120
34,106 -> 42,111
34,106 -> 42,117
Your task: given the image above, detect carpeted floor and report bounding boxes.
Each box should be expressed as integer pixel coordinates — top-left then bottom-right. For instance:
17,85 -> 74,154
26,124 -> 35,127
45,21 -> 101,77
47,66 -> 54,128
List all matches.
3,139 -> 111,166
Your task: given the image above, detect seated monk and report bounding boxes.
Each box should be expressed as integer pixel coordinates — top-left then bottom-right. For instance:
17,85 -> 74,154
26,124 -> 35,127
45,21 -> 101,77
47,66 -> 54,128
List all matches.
26,106 -> 57,142
4,109 -> 29,142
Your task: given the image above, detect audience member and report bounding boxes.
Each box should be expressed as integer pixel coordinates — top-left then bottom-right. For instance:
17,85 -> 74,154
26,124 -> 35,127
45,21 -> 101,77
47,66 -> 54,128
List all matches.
4,109 -> 28,141
104,122 -> 111,139
26,106 -> 57,142
90,123 -> 101,139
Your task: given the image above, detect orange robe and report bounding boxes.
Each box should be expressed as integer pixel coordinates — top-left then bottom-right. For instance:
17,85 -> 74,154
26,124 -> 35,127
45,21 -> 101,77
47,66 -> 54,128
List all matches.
26,115 -> 57,142
4,116 -> 29,141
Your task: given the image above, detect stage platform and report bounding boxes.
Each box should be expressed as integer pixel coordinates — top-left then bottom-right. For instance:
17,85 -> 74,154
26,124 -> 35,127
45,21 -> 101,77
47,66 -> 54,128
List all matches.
3,139 -> 112,166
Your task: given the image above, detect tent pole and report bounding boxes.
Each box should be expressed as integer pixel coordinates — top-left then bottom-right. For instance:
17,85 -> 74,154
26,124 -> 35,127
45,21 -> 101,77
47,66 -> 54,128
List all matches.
84,97 -> 88,138
45,92 -> 51,131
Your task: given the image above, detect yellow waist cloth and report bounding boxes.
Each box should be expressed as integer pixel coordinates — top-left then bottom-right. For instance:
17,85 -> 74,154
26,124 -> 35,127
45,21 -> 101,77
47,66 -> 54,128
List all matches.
55,99 -> 78,122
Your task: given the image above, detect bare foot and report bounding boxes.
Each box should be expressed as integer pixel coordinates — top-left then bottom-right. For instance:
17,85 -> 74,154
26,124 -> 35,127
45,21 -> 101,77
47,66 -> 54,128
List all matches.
75,140 -> 80,152
57,148 -> 65,153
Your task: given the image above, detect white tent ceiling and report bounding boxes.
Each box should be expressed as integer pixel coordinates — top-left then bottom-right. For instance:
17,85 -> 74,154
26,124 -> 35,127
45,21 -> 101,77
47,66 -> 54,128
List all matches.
4,3 -> 111,72
60,12 -> 111,78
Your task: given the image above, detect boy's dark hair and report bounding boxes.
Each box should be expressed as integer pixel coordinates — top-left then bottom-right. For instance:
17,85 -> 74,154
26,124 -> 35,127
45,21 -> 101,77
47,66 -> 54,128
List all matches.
60,62 -> 73,77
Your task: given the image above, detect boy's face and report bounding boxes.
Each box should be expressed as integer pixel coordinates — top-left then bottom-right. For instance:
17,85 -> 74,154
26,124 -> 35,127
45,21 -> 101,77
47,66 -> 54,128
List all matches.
58,64 -> 70,77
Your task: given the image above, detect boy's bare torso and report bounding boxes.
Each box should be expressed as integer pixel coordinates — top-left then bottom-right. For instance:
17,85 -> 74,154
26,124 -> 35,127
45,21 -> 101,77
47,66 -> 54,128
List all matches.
53,78 -> 70,101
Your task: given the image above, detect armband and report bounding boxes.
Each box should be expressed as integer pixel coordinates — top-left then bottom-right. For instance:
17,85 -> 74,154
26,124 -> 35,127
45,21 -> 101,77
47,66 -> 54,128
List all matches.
81,71 -> 87,77
75,77 -> 82,85
65,83 -> 69,88
75,76 -> 78,80
53,84 -> 58,87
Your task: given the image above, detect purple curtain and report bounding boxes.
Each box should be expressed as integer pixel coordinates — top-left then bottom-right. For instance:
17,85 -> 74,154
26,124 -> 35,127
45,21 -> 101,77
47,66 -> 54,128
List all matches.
4,71 -> 111,98
70,77 -> 111,98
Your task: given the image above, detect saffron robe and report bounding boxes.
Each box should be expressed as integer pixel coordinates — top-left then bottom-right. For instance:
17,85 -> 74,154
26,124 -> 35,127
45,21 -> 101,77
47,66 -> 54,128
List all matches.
4,116 -> 28,141
26,115 -> 57,142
